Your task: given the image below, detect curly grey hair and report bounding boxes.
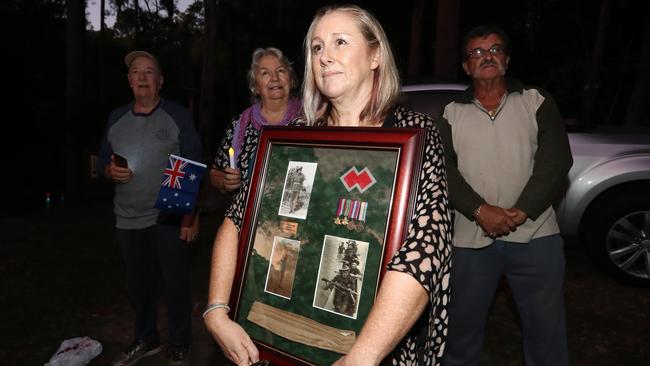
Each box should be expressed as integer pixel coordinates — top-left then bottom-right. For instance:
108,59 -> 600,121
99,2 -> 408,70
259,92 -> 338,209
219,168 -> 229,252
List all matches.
247,47 -> 299,103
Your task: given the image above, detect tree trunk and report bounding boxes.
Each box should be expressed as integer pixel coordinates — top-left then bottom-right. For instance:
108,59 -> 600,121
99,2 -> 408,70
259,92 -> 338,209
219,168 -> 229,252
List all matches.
161,0 -> 175,19
580,0 -> 609,126
114,0 -> 124,22
434,0 -> 460,81
134,0 -> 141,44
623,17 -> 650,126
406,0 -> 424,82
99,0 -> 106,105
65,0 -> 86,199
200,0 -> 218,158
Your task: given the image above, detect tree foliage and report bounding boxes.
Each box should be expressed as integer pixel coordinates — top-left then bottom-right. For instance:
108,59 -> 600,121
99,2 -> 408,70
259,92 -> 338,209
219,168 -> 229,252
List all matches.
5,0 -> 649,211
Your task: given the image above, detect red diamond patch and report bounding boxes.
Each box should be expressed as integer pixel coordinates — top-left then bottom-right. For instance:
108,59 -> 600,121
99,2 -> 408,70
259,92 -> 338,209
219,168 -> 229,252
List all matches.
340,167 -> 376,193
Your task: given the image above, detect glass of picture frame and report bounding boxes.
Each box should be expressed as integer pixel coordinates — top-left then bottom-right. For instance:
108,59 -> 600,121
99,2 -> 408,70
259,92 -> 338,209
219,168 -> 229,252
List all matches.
229,126 -> 425,365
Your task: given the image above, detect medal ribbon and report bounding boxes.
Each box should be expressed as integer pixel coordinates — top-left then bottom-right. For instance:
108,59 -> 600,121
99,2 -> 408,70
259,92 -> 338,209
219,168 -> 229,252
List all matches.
359,201 -> 368,222
336,198 -> 346,217
349,200 -> 357,220
344,199 -> 352,217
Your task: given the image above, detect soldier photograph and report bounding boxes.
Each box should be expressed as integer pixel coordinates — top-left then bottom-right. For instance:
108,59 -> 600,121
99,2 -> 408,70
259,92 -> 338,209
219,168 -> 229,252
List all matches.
264,237 -> 301,299
278,161 -> 318,219
323,265 -> 359,317
313,235 -> 368,319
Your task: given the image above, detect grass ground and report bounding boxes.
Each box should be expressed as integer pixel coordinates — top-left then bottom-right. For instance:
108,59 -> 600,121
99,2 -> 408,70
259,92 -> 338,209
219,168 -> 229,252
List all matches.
1,199 -> 648,365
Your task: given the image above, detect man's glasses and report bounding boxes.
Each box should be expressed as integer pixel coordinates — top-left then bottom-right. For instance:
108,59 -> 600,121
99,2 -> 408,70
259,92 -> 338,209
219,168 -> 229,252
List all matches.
466,45 -> 505,59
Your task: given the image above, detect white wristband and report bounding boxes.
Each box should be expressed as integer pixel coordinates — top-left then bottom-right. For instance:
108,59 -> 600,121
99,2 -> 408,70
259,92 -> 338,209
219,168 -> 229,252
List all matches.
202,303 -> 230,318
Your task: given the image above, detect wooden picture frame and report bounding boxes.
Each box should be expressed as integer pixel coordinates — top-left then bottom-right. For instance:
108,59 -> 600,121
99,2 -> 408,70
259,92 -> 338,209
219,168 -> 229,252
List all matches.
229,126 -> 425,365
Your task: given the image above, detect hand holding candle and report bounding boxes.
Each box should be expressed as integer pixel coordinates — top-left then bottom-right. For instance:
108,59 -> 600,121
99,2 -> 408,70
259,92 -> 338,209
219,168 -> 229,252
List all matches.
228,147 -> 236,169
209,147 -> 241,194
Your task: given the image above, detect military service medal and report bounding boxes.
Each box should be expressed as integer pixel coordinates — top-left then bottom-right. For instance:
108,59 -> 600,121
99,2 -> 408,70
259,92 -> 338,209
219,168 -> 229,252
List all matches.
334,198 -> 345,225
333,198 -> 367,232
347,200 -> 360,231
354,201 -> 368,232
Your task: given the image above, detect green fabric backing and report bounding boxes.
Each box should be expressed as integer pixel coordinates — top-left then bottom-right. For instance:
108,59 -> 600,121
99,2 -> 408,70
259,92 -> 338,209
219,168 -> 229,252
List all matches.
235,144 -> 398,365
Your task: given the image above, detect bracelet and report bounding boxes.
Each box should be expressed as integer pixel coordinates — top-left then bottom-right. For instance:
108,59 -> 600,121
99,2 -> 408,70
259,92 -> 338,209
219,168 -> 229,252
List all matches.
202,303 -> 230,318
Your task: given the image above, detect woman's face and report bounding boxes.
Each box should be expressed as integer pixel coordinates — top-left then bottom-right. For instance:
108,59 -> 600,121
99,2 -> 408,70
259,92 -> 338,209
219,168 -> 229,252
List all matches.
310,11 -> 379,104
255,55 -> 291,104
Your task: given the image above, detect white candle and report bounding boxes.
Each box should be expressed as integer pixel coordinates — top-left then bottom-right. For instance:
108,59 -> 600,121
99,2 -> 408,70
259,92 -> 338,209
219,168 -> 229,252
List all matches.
228,147 -> 236,169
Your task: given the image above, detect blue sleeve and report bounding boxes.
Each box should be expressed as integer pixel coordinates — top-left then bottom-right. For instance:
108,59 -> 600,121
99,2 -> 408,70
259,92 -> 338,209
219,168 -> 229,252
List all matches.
164,100 -> 202,162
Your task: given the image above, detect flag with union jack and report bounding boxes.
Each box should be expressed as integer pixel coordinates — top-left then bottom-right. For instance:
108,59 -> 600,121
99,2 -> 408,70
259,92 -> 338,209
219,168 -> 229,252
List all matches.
154,154 -> 206,213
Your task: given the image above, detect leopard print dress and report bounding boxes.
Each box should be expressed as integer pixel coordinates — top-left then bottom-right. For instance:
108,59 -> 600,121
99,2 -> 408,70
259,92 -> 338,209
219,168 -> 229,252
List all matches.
225,106 -> 452,366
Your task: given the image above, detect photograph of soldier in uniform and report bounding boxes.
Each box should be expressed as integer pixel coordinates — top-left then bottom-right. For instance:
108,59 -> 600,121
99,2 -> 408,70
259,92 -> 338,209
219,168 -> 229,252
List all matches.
278,161 -> 318,219
313,235 -> 369,319
264,236 -> 301,299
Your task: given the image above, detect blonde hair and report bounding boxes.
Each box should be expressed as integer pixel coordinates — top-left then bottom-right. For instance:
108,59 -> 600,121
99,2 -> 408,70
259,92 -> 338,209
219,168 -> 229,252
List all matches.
247,47 -> 299,103
302,4 -> 401,125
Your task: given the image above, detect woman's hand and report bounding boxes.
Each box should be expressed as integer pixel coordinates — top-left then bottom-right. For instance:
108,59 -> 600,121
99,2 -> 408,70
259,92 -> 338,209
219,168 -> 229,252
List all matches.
204,311 -> 260,365
222,167 -> 242,192
209,165 -> 242,194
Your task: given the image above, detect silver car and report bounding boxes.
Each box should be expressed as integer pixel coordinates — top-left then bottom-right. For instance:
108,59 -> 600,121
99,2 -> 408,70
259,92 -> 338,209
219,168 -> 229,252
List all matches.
403,84 -> 650,286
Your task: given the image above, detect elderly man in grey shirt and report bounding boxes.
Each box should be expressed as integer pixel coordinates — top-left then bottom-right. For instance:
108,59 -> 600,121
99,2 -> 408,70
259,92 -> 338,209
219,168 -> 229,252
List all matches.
98,50 -> 201,366
439,27 -> 572,366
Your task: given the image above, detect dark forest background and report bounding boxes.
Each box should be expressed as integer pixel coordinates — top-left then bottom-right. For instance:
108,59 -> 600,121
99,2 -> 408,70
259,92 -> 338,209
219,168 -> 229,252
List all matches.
2,0 -> 649,215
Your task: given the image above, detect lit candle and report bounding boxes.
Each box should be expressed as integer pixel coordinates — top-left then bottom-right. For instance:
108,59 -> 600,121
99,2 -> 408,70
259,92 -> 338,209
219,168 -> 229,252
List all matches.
228,147 -> 236,169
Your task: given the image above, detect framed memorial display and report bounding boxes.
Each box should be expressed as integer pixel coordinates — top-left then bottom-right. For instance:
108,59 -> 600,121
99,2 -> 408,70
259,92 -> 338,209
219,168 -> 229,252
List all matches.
230,126 -> 425,365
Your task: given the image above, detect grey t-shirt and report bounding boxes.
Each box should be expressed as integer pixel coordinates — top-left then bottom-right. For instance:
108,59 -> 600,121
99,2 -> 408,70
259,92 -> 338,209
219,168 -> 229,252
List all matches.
98,99 -> 201,229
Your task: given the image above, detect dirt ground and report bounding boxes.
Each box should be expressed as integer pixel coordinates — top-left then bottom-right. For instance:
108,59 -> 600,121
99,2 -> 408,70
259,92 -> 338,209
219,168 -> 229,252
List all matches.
1,199 -> 648,365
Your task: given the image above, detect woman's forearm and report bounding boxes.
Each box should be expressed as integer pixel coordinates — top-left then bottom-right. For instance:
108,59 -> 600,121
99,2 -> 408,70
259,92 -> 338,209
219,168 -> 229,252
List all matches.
207,218 -> 240,305
344,271 -> 428,365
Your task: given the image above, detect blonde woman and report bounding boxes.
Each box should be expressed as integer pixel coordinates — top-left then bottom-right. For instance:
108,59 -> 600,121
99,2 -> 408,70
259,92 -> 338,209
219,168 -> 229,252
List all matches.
205,6 -> 452,365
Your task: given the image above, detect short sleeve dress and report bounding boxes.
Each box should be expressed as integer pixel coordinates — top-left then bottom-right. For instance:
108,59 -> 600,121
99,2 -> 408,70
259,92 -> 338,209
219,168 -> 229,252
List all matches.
225,106 -> 452,366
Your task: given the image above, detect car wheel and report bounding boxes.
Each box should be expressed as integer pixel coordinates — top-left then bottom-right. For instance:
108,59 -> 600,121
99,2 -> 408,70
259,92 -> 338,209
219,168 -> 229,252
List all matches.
583,189 -> 650,286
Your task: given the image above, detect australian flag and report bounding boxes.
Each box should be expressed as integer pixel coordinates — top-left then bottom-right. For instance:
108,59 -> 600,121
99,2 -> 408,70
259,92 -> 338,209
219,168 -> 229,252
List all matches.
154,154 -> 206,213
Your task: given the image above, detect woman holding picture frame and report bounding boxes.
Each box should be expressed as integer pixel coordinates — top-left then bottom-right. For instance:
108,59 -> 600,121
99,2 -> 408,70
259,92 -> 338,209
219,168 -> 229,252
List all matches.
204,4 -> 452,366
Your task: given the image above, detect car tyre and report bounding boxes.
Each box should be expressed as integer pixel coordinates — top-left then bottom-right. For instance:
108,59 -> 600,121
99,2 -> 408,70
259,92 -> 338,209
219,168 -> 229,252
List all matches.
582,186 -> 650,286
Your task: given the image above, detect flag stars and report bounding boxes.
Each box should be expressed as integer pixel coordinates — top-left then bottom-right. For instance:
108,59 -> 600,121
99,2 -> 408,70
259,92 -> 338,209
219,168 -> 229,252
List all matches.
155,155 -> 206,214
